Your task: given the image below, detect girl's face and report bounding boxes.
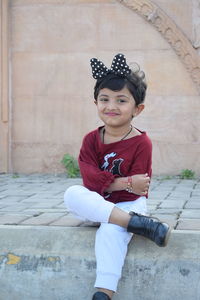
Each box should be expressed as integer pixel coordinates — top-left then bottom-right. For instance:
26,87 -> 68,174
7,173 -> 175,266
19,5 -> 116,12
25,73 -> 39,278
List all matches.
95,86 -> 144,128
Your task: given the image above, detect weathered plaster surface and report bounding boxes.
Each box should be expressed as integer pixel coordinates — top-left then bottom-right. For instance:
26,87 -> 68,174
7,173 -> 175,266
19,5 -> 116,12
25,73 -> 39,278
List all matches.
0,0 -> 199,175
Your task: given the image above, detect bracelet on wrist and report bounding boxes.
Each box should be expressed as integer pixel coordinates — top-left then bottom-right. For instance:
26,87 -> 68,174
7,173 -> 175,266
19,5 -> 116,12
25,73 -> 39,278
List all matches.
126,176 -> 134,193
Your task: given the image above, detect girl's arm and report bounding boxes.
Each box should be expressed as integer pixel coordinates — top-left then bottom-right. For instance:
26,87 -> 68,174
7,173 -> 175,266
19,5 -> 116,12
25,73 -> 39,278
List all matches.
78,134 -> 116,196
105,174 -> 150,196
105,137 -> 152,195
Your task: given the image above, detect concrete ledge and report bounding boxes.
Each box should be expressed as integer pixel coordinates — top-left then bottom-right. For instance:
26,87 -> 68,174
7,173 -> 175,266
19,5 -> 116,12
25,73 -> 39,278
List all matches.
0,226 -> 200,300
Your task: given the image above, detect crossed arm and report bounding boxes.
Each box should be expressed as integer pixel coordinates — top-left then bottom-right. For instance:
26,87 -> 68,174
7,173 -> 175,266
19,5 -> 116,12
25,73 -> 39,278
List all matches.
79,135 -> 152,197
105,174 -> 150,196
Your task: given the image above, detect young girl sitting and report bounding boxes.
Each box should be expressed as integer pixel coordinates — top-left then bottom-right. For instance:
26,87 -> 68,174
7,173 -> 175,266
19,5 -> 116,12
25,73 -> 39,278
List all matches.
64,53 -> 171,300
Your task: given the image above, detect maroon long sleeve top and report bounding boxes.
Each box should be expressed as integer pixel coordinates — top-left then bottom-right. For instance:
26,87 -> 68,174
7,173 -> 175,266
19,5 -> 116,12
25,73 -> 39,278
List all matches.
78,126 -> 152,204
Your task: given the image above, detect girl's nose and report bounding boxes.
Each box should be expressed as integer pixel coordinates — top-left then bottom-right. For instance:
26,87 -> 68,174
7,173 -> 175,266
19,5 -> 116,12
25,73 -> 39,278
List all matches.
107,100 -> 117,110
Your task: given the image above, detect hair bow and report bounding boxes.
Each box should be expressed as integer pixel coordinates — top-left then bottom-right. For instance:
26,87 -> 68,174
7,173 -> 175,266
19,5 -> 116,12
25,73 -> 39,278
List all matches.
90,53 -> 131,80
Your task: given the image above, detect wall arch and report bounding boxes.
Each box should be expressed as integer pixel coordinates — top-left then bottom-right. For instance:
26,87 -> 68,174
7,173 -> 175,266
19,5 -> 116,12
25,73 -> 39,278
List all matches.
118,0 -> 200,94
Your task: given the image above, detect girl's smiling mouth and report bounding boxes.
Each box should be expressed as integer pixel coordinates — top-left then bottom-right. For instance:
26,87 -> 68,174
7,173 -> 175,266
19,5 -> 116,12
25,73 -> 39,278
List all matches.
105,112 -> 120,116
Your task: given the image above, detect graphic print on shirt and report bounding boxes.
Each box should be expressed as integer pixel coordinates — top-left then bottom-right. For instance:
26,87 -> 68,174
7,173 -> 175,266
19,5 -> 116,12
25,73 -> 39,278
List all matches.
101,152 -> 116,170
101,152 -> 124,176
110,158 -> 124,176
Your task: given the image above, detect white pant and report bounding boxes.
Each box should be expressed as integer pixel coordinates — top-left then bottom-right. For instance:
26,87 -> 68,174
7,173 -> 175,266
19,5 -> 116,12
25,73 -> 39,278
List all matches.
64,185 -> 147,292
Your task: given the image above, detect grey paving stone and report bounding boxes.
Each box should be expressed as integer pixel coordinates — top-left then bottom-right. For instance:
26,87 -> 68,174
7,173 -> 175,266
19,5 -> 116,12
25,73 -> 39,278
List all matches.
180,210 -> 200,219
0,190 -> 35,197
0,174 -> 199,231
0,203 -> 21,209
185,202 -> 200,209
62,178 -> 82,185
191,191 -> 200,196
20,198 -> 46,203
147,204 -> 159,211
186,199 -> 200,203
55,203 -> 66,209
30,201 -> 63,209
0,203 -> 35,212
167,191 -> 192,198
20,186 -> 50,192
0,204 -> 7,209
158,179 -> 180,184
0,211 -> 39,216
174,185 -> 195,191
0,182 -> 21,187
147,199 -> 161,204
0,198 -> 23,204
0,214 -> 30,225
166,195 -> 191,201
151,208 -> 181,215
148,192 -> 169,200
178,179 -> 197,186
193,192 -> 200,197
50,214 -> 84,227
155,186 -> 177,191
193,197 -> 200,202
19,210 -> 44,215
151,182 -> 175,190
24,208 -> 66,213
158,200 -> 186,209
176,219 -> 200,230
23,196 -> 62,203
20,213 -> 67,226
0,195 -> 31,202
27,192 -> 63,199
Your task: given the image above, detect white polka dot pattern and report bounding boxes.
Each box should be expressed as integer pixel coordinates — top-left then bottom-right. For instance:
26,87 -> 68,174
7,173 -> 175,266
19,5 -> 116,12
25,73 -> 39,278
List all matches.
90,53 -> 131,80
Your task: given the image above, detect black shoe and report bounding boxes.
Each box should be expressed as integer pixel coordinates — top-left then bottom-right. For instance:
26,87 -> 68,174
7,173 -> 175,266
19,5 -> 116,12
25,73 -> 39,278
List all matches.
92,291 -> 111,300
127,212 -> 171,247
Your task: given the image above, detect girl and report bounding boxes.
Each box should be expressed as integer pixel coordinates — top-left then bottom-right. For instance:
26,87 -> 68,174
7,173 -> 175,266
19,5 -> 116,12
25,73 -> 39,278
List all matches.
64,53 -> 171,300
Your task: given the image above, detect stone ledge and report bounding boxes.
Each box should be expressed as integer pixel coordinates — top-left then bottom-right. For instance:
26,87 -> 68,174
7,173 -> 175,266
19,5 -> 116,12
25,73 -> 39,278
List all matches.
0,226 -> 200,300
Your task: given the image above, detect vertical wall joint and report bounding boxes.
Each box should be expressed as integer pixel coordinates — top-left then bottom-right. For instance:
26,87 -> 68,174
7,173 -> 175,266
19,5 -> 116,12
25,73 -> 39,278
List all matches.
1,0 -> 9,123
0,0 -> 9,173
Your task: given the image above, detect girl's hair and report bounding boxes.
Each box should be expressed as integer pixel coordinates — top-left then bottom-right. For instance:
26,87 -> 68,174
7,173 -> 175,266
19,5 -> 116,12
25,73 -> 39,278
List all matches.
94,67 -> 147,106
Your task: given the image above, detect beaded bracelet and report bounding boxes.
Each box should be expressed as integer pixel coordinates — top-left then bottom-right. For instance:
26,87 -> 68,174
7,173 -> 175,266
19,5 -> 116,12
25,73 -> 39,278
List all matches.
126,176 -> 134,193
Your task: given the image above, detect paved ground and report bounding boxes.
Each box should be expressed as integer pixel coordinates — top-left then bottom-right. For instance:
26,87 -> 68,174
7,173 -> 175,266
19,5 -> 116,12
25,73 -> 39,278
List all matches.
0,174 -> 200,230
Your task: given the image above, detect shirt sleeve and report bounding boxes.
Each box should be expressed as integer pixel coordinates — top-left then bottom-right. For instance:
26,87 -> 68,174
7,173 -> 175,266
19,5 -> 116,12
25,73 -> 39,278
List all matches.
78,133 -> 116,195
129,135 -> 152,177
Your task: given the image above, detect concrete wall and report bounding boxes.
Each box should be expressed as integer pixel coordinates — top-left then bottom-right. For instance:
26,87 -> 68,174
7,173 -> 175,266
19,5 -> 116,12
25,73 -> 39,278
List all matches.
1,0 -> 200,175
0,226 -> 200,300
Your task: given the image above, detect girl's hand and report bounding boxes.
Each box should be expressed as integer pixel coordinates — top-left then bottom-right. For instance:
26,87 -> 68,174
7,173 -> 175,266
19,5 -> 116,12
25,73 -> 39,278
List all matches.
131,174 -> 150,195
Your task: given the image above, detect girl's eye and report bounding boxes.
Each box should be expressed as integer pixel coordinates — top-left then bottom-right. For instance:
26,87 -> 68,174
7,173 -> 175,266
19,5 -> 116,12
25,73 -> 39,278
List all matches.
99,98 -> 108,102
117,99 -> 126,103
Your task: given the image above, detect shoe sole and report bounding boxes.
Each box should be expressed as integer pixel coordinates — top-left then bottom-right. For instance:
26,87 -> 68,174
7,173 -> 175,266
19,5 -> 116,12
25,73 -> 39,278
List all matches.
161,224 -> 171,247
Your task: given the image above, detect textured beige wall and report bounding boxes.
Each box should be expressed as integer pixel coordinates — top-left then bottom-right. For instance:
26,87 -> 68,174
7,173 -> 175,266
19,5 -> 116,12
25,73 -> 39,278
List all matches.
154,0 -> 200,53
9,0 -> 200,175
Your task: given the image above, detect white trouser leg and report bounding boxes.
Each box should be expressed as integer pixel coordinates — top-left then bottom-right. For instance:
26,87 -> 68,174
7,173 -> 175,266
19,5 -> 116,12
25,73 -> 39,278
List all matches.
64,185 -> 147,292
64,185 -> 115,223
94,197 -> 147,292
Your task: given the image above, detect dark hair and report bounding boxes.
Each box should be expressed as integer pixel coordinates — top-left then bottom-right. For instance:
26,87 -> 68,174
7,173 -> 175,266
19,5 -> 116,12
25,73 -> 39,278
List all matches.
94,69 -> 147,106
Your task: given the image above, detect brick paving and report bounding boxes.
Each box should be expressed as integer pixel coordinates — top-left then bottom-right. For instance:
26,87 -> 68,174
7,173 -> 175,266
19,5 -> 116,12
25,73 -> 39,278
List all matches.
0,174 -> 200,230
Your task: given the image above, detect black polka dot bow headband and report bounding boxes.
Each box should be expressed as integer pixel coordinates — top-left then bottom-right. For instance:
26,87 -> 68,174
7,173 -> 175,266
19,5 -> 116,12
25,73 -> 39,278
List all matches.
90,53 -> 131,80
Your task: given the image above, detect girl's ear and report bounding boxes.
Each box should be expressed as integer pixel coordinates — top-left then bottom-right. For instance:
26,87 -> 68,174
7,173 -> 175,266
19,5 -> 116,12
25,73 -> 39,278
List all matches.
133,104 -> 145,117
94,100 -> 97,105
